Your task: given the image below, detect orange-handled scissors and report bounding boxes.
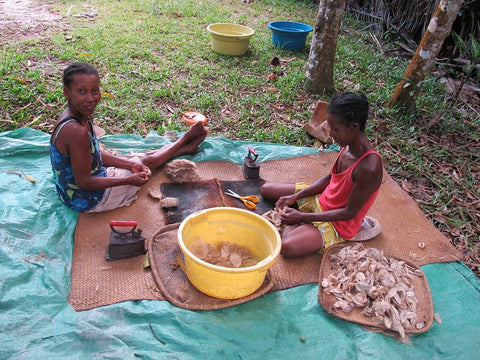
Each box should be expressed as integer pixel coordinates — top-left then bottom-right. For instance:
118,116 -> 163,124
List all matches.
225,189 -> 259,210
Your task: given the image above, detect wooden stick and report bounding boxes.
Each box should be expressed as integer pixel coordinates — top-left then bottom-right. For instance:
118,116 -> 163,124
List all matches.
148,323 -> 166,345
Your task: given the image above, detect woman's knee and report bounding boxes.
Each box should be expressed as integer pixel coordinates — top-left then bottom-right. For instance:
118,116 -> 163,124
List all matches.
280,241 -> 299,258
260,182 -> 295,200
280,225 -> 324,258
260,183 -> 275,199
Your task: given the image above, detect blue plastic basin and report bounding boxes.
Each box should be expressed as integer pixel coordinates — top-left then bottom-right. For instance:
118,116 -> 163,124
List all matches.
268,21 -> 313,50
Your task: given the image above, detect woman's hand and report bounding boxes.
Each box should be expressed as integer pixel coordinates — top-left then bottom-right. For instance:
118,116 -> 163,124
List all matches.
280,207 -> 306,225
275,194 -> 298,210
131,162 -> 151,176
127,171 -> 150,186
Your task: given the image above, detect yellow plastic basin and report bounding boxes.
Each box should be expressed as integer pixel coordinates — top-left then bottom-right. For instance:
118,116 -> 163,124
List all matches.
206,23 -> 255,55
178,207 -> 281,299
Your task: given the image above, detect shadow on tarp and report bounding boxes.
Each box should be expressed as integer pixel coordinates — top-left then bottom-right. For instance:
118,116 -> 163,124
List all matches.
0,128 -> 479,359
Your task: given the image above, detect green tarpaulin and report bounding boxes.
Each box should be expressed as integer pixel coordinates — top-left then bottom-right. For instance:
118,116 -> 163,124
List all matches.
1,128 -> 479,359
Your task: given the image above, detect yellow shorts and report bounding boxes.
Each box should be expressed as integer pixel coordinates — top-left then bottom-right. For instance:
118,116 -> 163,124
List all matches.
295,182 -> 345,249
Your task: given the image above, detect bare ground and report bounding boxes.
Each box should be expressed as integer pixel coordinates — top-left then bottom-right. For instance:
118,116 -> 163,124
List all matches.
0,0 -> 60,38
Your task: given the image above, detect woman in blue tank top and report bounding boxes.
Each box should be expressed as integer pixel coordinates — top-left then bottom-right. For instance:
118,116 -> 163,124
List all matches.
50,62 -> 207,212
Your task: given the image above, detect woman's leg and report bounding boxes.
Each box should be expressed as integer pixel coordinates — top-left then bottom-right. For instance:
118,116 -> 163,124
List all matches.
141,122 -> 207,170
262,182 -> 325,257
260,182 -> 296,202
281,223 -> 324,258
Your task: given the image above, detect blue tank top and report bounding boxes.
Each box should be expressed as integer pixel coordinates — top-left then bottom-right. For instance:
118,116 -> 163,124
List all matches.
49,117 -> 106,211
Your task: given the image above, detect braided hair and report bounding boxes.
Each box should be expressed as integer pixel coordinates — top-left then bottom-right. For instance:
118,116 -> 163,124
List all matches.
63,62 -> 99,88
327,92 -> 369,132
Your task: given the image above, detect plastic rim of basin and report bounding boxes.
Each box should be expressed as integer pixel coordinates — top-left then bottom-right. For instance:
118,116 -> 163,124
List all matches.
207,23 -> 255,55
268,21 -> 313,50
177,207 -> 281,299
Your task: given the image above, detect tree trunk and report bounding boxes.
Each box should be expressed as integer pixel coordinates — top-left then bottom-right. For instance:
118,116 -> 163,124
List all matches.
305,0 -> 346,94
387,0 -> 464,109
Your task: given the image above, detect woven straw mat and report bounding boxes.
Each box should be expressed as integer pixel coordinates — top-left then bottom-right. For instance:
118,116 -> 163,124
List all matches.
69,153 -> 461,311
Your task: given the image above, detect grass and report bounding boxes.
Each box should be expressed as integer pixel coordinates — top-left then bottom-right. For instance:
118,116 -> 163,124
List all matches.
1,0 -> 322,138
0,0 -> 479,275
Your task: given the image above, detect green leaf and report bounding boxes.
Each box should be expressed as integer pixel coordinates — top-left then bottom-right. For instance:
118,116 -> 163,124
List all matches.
462,64 -> 473,74
451,31 -> 466,53
468,34 -> 480,63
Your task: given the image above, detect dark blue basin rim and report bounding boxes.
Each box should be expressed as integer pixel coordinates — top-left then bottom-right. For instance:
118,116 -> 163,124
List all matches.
268,21 -> 313,33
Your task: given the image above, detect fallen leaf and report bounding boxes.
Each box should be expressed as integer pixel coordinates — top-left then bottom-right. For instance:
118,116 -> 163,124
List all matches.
23,173 -> 36,182
7,170 -> 22,177
434,215 -> 446,224
401,179 -> 412,193
267,72 -> 277,81
14,77 -> 28,84
101,92 -> 115,99
269,56 -> 280,66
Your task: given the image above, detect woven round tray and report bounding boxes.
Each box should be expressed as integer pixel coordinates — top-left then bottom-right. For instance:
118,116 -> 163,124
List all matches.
148,223 -> 274,310
318,243 -> 434,334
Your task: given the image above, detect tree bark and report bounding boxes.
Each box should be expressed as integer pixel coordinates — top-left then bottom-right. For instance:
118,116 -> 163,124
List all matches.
387,0 -> 464,109
305,0 -> 346,94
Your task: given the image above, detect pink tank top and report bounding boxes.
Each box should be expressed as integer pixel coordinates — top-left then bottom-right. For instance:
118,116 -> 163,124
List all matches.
318,147 -> 382,239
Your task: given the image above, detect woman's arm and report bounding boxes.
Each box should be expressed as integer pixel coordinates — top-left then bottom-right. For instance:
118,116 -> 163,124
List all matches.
66,124 -> 149,190
100,150 -> 150,174
281,154 -> 382,224
275,173 -> 331,209
295,174 -> 331,198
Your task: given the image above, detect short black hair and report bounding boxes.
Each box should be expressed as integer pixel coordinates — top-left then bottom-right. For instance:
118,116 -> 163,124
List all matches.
327,92 -> 369,132
63,62 -> 99,88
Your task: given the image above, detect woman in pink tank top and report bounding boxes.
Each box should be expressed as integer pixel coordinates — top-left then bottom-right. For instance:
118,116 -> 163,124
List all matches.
261,92 -> 383,258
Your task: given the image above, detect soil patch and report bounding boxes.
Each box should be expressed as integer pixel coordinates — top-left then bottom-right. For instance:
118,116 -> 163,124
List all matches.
0,0 -> 60,39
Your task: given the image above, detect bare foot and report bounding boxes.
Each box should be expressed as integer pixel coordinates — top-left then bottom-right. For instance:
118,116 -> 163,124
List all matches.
180,122 -> 206,143
173,127 -> 208,156
144,123 -> 206,156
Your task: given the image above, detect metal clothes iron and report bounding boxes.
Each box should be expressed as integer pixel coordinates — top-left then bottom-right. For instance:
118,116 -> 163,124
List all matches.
242,146 -> 260,179
106,221 -> 146,261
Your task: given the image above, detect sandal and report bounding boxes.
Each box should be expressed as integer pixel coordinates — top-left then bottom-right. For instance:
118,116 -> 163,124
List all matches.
352,216 -> 381,241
